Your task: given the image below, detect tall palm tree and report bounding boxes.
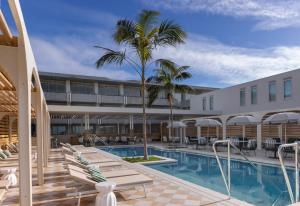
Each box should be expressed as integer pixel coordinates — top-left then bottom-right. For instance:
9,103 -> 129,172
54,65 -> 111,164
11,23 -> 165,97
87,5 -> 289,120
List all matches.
147,59 -> 192,144
95,10 -> 186,159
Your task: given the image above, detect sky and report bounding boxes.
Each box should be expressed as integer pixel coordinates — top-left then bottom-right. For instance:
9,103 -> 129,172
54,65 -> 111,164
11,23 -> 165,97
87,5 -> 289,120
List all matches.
3,0 -> 300,88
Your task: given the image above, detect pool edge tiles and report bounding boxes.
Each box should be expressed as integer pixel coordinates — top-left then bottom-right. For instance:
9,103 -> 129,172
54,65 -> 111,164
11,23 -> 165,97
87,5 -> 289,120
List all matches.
97,147 -> 253,206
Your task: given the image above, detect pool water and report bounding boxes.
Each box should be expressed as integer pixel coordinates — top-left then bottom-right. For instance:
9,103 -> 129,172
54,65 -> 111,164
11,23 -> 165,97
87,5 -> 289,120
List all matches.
101,146 -> 296,206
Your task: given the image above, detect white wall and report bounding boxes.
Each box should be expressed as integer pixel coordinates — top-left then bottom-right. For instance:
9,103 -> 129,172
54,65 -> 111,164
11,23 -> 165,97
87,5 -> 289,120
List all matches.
191,69 -> 300,115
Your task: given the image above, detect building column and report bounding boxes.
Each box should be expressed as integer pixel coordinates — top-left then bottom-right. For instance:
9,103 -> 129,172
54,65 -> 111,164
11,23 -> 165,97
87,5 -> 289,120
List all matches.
253,113 -> 264,150
8,115 -> 13,143
216,126 -> 219,138
197,126 -> 201,137
43,105 -> 48,167
278,124 -> 283,141
84,113 -> 89,130
35,93 -> 44,185
17,78 -> 32,205
129,115 -> 134,137
66,80 -> 71,105
220,116 -> 228,139
242,125 -> 246,138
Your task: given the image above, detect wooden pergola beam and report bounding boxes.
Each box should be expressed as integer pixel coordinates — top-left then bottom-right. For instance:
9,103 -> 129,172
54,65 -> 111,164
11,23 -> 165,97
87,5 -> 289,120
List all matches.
0,10 -> 13,40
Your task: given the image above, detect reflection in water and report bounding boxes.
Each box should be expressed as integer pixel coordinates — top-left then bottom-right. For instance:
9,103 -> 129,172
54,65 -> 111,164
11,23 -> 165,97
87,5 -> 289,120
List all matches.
102,146 -> 294,206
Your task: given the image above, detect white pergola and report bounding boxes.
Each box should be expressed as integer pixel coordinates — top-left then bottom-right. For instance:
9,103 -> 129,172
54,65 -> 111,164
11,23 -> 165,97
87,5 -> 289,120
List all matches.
0,1 -> 50,205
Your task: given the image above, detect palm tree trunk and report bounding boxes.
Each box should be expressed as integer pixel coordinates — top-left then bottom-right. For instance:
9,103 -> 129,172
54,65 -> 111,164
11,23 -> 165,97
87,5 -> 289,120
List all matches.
141,66 -> 148,160
169,97 -> 174,146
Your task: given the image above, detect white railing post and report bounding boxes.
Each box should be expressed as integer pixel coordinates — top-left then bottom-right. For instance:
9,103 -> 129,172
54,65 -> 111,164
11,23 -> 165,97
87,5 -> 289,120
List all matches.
278,142 -> 299,204
213,140 -> 231,198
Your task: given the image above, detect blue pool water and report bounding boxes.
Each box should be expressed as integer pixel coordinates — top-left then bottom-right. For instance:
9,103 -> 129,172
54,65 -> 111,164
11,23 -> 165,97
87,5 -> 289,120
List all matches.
101,146 -> 296,206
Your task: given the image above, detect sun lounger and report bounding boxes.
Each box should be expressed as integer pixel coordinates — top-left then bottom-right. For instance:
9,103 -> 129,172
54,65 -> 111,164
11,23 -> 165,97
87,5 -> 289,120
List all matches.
65,154 -> 116,164
67,164 -> 139,178
68,168 -> 153,199
0,189 -> 6,204
64,154 -> 122,169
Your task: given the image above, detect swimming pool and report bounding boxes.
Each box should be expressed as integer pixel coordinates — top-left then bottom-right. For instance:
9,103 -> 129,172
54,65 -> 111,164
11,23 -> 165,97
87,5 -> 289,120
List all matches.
101,146 -> 295,206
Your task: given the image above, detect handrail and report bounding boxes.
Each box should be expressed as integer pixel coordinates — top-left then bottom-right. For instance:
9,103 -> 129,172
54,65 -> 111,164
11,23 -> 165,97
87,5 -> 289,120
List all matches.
278,142 -> 299,204
213,139 -> 259,198
213,140 -> 231,197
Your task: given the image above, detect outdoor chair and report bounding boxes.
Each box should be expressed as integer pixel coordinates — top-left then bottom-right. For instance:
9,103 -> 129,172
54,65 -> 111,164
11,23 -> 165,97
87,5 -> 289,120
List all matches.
162,136 -> 168,143
196,137 -> 207,150
244,139 -> 257,156
120,136 -> 128,144
128,136 -> 136,145
264,138 -> 277,157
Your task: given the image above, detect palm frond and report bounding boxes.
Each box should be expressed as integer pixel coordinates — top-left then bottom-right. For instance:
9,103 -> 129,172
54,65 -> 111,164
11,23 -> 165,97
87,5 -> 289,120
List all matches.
157,20 -> 186,46
147,84 -> 161,106
113,19 -> 136,45
95,46 -> 126,68
175,84 -> 193,93
138,10 -> 160,34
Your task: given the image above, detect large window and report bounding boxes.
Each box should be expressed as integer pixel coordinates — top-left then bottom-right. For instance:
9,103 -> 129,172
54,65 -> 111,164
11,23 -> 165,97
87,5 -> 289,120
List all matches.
41,80 -> 65,93
202,97 -> 206,111
124,87 -> 141,97
71,82 -> 94,94
284,78 -> 292,99
269,81 -> 276,102
209,96 -> 214,110
51,125 -> 67,135
240,88 -> 246,106
99,84 -> 119,96
251,86 -> 257,105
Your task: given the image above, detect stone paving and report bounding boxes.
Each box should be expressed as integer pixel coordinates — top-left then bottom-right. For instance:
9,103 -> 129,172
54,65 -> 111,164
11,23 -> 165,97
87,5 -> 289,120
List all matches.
1,147 -> 252,206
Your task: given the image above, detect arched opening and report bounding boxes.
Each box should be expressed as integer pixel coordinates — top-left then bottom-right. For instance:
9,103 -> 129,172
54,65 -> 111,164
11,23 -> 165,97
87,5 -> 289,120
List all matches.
226,115 -> 257,140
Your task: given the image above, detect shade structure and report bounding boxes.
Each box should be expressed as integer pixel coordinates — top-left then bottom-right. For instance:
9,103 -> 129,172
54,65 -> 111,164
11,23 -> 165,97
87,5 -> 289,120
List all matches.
263,112 -> 300,124
195,119 -> 222,127
227,115 -> 260,126
167,121 -> 186,128
263,112 -> 300,143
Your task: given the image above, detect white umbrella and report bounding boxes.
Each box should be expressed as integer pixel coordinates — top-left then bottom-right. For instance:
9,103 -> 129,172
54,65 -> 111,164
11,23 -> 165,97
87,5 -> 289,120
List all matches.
227,115 -> 260,126
227,115 -> 260,142
167,121 -> 186,128
195,118 -> 222,137
167,121 -> 186,144
263,112 -> 300,143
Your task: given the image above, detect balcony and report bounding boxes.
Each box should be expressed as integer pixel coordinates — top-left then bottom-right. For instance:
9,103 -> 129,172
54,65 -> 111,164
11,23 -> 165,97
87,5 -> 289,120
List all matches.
99,95 -> 124,105
152,98 -> 169,106
71,93 -> 97,104
44,92 -> 67,103
126,96 -> 143,105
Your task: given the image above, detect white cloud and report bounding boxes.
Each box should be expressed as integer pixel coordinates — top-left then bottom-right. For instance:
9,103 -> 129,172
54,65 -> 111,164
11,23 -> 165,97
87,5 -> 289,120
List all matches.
31,36 -> 137,80
142,0 -> 300,30
154,34 -> 300,85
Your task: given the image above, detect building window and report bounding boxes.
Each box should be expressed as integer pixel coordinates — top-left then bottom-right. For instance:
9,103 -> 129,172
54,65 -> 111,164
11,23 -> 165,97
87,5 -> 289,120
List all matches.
269,81 -> 276,102
240,88 -> 246,106
284,78 -> 292,99
41,80 -> 65,93
71,82 -> 94,94
202,97 -> 206,111
209,96 -> 213,110
124,87 -> 141,97
99,84 -> 119,96
251,86 -> 257,105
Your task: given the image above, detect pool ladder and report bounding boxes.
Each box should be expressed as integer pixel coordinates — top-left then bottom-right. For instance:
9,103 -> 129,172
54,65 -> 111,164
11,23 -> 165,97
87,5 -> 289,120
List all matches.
278,142 -> 300,205
212,140 -> 257,198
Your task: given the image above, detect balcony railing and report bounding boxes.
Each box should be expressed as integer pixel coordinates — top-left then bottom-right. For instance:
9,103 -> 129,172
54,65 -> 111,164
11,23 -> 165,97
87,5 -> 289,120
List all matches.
44,92 -> 67,102
44,92 -> 190,109
71,93 -> 97,103
100,95 -> 124,105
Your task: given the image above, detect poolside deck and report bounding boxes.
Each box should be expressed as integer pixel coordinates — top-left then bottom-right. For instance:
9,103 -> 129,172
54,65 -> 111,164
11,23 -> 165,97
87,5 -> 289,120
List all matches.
1,147 -> 252,206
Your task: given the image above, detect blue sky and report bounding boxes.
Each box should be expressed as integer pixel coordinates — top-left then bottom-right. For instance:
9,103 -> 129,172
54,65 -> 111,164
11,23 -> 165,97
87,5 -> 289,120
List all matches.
5,0 -> 300,88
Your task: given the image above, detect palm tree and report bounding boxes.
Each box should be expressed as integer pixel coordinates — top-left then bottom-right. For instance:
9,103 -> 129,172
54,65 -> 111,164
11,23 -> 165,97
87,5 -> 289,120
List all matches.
95,10 -> 186,159
147,59 -> 192,144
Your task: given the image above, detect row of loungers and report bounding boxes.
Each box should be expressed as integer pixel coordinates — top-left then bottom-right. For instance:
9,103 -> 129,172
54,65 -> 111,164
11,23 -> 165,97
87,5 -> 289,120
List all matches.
0,143 -> 20,204
61,143 -> 153,204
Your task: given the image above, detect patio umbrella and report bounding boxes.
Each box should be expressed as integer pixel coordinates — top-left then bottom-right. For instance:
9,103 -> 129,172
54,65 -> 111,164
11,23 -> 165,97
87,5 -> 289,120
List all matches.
227,115 -> 260,142
263,112 -> 300,143
195,118 -> 222,137
167,121 -> 186,144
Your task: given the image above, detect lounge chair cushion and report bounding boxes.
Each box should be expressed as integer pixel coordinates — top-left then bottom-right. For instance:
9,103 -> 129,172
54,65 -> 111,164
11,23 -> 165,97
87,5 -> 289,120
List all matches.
77,156 -> 89,165
91,172 -> 106,182
3,150 -> 12,157
0,151 -> 7,159
87,165 -> 101,174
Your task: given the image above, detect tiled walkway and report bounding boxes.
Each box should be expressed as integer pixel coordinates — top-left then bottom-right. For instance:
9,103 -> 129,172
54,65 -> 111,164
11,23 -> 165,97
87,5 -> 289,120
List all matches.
2,147 -> 252,206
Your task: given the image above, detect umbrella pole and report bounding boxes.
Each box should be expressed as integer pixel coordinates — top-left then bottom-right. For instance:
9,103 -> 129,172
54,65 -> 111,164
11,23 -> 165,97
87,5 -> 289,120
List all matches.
207,126 -> 209,137
285,123 -> 287,143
